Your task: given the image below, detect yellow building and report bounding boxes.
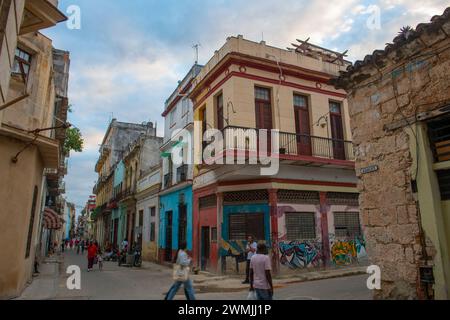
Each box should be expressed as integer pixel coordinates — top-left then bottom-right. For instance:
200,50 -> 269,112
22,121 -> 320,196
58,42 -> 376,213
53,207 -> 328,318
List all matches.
189,36 -> 363,274
0,0 -> 67,299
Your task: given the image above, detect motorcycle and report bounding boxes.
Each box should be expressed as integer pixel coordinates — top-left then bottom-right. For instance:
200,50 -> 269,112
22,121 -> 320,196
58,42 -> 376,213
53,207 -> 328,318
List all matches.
118,249 -> 127,266
133,248 -> 142,267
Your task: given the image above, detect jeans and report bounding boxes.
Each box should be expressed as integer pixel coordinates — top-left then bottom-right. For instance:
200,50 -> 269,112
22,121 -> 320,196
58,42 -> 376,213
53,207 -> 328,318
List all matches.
255,289 -> 273,300
88,257 -> 95,269
165,279 -> 196,300
244,260 -> 250,282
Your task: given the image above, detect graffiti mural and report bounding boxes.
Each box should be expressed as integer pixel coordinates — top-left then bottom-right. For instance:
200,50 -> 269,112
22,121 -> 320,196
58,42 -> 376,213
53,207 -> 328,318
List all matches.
279,241 -> 322,269
331,236 -> 367,266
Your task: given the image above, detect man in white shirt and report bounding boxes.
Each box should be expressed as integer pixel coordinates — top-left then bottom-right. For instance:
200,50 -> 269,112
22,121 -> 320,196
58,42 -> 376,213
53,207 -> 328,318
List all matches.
242,235 -> 257,284
250,242 -> 273,300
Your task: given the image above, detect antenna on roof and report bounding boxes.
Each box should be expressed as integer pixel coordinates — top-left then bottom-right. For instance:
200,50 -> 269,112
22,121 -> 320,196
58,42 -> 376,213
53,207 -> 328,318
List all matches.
193,43 -> 201,65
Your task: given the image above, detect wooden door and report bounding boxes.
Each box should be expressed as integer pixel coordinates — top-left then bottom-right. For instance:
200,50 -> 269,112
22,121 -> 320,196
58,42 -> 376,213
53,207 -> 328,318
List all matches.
201,226 -> 210,271
329,101 -> 345,160
255,87 -> 272,153
294,95 -> 312,156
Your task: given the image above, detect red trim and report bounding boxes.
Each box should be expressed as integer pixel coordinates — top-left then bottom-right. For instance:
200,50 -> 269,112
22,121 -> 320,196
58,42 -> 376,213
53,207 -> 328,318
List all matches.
191,52 -> 341,100
319,192 -> 330,265
217,178 -> 356,188
194,71 -> 346,110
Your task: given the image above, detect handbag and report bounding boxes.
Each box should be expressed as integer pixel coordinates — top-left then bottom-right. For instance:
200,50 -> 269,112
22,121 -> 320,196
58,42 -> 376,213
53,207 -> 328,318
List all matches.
172,264 -> 190,282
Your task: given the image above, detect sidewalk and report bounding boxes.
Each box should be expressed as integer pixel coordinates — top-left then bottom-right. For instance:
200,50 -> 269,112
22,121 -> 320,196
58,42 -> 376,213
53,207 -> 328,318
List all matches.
15,255 -> 63,300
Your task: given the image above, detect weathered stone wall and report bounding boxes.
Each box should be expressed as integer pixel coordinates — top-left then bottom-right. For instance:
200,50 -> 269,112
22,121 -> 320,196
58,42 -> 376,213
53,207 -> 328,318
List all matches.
346,24 -> 450,299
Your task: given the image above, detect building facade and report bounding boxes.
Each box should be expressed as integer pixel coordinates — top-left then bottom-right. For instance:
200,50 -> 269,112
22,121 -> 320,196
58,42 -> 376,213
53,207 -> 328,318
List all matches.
332,8 -> 450,299
0,0 -> 68,299
190,36 -> 363,274
93,120 -> 155,248
158,64 -> 202,263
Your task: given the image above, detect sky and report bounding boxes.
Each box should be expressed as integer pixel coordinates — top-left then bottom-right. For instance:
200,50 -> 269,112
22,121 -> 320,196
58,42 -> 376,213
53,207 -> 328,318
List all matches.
42,0 -> 449,214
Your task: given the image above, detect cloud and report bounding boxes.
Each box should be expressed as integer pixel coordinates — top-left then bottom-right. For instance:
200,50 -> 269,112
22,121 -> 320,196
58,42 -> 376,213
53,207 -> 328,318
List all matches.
44,0 -> 449,210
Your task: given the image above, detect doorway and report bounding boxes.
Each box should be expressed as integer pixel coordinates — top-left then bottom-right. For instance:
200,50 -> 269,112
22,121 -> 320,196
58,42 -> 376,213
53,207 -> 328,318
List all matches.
113,218 -> 119,248
201,226 -> 210,271
165,211 -> 173,262
329,101 -> 345,160
294,94 -> 312,156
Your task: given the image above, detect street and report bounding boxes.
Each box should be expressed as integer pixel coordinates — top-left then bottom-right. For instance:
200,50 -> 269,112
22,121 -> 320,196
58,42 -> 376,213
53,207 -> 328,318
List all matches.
19,250 -> 371,300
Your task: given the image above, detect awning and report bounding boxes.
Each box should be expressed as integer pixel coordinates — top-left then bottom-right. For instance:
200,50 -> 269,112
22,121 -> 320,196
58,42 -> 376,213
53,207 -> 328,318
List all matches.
43,207 -> 63,230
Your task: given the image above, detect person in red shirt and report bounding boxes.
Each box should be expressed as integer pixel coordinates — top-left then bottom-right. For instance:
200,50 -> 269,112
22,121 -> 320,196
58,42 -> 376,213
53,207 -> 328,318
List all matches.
87,241 -> 98,271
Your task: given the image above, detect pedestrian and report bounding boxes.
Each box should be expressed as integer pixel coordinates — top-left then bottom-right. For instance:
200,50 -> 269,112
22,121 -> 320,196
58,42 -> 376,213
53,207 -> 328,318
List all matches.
97,248 -> 103,271
61,241 -> 65,253
242,235 -> 257,284
164,242 -> 196,300
81,239 -> 85,255
249,242 -> 273,300
87,240 -> 98,272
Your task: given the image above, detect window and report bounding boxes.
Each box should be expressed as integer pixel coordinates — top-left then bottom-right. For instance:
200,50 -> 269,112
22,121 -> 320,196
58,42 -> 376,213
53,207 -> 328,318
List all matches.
255,87 -> 272,130
216,93 -> 224,130
211,227 -> 218,242
150,222 -> 156,242
436,169 -> 450,200
181,98 -> 189,116
26,186 -> 39,258
139,210 -> 144,226
169,107 -> 176,126
285,212 -> 316,240
428,115 -> 450,162
150,206 -> 156,217
229,213 -> 264,241
12,48 -> 32,81
334,212 -> 361,237
199,194 -> 217,209
329,101 -> 342,114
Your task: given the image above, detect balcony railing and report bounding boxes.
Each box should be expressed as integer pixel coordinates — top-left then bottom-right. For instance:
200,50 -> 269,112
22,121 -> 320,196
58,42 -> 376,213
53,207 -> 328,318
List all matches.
164,172 -> 173,188
205,126 -> 354,162
176,165 -> 188,183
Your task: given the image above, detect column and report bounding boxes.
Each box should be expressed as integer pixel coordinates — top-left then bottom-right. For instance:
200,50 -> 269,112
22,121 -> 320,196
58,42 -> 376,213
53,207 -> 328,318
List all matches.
268,189 -> 279,274
216,192 -> 224,274
319,192 -> 330,266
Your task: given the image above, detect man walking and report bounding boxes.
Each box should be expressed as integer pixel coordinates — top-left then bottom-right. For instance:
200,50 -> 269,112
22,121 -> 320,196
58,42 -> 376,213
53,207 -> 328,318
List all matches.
250,242 -> 273,300
242,235 -> 257,284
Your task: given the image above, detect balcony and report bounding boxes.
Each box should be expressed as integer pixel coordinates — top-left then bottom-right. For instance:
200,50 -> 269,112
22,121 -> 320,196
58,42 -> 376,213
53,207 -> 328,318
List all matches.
176,165 -> 188,183
203,126 -> 354,165
20,0 -> 67,35
164,172 -> 173,188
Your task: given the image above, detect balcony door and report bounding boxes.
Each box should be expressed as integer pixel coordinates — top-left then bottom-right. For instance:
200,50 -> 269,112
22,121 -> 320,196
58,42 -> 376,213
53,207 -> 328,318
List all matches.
255,87 -> 273,153
294,94 -> 312,156
329,101 -> 345,160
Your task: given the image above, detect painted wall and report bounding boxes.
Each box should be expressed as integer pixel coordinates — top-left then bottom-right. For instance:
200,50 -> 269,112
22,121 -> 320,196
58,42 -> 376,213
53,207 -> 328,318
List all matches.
159,185 -> 193,252
137,194 -> 159,262
0,138 -> 45,299
276,202 -> 366,271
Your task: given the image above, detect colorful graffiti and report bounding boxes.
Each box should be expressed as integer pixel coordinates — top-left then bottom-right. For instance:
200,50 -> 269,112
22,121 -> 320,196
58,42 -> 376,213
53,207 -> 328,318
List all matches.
279,241 -> 322,269
331,237 -> 367,266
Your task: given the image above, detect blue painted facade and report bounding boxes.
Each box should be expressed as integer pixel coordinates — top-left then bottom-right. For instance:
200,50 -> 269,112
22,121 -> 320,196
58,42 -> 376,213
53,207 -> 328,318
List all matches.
111,161 -> 126,246
159,185 -> 193,251
220,204 -> 270,256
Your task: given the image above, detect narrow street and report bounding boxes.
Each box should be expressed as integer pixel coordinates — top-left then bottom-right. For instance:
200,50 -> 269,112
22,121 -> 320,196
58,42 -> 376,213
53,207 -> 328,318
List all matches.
18,250 -> 371,300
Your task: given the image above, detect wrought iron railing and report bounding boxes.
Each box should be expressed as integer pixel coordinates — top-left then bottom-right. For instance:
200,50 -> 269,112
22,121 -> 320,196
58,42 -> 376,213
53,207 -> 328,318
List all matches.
176,165 -> 188,183
206,126 -> 354,161
164,172 -> 172,188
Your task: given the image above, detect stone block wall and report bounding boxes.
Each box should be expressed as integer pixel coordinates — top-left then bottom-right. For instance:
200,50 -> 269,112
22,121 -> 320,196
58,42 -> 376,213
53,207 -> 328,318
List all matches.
344,23 -> 450,299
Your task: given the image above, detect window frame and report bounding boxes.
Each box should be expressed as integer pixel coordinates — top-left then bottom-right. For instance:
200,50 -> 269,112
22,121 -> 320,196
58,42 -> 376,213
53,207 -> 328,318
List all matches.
333,212 -> 361,238
12,47 -> 32,83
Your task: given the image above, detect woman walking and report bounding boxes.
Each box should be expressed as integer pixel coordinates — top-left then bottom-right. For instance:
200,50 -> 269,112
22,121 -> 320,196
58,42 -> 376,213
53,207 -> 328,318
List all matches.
164,242 -> 196,300
87,241 -> 98,272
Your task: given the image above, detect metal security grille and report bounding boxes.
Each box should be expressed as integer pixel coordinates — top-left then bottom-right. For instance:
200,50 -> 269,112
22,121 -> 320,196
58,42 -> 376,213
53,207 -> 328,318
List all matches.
285,212 -> 316,240
278,190 -> 320,204
334,212 -> 361,237
327,192 -> 359,206
428,115 -> 450,162
437,169 -> 450,200
229,213 -> 265,241
223,190 -> 268,204
199,194 -> 217,209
